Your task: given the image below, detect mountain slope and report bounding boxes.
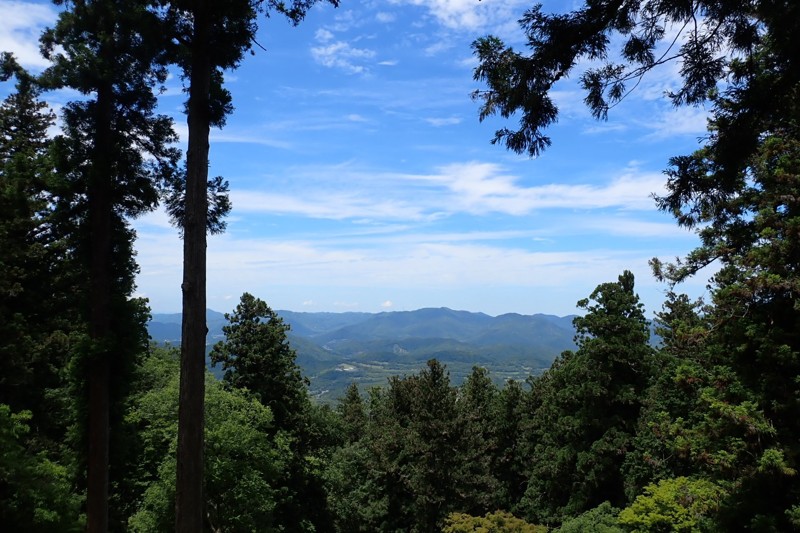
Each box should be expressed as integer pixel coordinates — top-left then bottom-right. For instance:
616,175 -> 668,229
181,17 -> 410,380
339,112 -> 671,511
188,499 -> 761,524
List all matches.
148,307 -> 578,401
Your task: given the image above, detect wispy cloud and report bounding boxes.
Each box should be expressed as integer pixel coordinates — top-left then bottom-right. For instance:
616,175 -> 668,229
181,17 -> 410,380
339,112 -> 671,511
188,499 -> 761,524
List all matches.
134,222 -> 678,304
641,105 -> 710,139
315,28 -> 335,42
229,189 -> 434,222
227,161 -> 667,221
413,161 -> 667,215
310,40 -> 376,74
0,1 -> 57,69
424,39 -> 454,56
171,123 -> 294,149
583,122 -> 628,135
561,216 -> 692,239
391,0 -> 529,32
376,12 -> 396,23
425,116 -> 461,127
211,131 -> 294,149
346,113 -> 369,122
326,10 -> 362,33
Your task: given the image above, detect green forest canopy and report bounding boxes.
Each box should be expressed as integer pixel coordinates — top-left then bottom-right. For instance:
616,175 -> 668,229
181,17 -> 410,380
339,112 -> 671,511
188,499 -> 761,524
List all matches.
1,0 -> 799,530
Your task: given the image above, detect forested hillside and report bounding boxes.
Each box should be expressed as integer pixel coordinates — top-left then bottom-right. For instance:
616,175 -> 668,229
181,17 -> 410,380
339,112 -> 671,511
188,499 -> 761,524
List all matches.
148,307 -> 576,399
2,0 -> 799,531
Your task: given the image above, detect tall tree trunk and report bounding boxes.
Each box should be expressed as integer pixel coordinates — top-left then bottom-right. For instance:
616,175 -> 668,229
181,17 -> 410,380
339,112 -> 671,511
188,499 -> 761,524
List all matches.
176,0 -> 210,529
86,32 -> 114,533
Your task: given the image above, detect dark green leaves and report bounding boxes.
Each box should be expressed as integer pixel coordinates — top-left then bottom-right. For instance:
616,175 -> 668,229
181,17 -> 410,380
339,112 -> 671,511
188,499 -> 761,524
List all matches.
210,293 -> 308,434
522,272 -> 654,524
471,0 -> 777,157
163,173 -> 232,235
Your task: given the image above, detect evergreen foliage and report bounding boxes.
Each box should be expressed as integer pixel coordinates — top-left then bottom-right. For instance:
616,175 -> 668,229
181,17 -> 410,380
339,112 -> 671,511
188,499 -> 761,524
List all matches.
0,404 -> 83,531
211,292 -> 335,531
555,502 -> 624,533
125,347 -> 291,532
443,510 -> 546,533
617,477 -> 725,532
211,292 -> 309,433
37,1 -> 181,528
0,56 -> 76,450
2,0 -> 799,530
521,271 -> 654,525
472,0 -> 799,161
470,0 -> 800,529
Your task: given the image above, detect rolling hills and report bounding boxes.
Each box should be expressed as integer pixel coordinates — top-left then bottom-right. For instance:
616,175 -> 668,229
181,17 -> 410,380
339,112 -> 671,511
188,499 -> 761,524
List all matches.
148,307 -> 578,401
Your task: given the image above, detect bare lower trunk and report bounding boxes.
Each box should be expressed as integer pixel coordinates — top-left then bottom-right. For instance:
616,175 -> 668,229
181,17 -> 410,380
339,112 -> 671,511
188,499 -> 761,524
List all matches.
176,0 -> 211,529
86,57 -> 114,533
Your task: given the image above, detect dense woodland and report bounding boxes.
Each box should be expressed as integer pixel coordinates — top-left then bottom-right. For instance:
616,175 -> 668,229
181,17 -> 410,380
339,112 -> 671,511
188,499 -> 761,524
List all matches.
1,0 -> 799,531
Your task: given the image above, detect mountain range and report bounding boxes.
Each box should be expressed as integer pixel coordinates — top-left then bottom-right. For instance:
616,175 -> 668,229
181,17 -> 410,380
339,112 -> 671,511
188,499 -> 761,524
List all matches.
148,307 -> 578,401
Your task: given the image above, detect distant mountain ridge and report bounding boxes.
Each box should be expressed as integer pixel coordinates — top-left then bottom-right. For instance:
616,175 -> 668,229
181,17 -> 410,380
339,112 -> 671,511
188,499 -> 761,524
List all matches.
148,307 -> 578,400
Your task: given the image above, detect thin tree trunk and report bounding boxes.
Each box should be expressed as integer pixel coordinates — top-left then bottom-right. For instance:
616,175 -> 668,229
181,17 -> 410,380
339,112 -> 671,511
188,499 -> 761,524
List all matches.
176,0 -> 211,529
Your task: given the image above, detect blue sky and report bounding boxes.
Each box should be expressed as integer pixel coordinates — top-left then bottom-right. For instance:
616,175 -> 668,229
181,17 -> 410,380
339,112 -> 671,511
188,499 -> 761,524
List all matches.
2,0 -> 714,316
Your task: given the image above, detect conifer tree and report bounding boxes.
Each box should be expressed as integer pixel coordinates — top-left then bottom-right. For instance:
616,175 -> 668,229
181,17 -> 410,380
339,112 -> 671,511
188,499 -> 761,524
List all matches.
472,3 -> 800,526
211,292 -> 339,530
472,0 -> 799,164
522,272 -> 654,525
158,3 -> 339,526
491,379 -> 529,511
0,56 -> 67,431
456,366 -> 502,515
210,292 -> 308,433
621,292 -> 709,499
40,2 -> 180,528
337,382 -> 367,444
652,104 -> 800,528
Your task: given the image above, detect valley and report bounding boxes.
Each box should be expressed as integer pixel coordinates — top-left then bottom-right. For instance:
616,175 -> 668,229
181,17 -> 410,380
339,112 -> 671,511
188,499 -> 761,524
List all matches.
148,307 -> 578,401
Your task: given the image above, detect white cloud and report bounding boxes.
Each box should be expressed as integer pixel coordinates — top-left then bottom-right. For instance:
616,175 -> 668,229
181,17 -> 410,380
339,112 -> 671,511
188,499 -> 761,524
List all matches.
229,189 -> 433,221
583,122 -> 628,135
550,89 -> 594,119
211,131 -> 294,149
134,206 -> 176,232
327,10 -> 361,33
0,1 -> 57,69
378,59 -> 398,66
376,12 -> 396,23
390,0 -> 529,32
227,161 -> 667,221
310,41 -> 376,74
562,216 -> 692,239
381,300 -> 394,308
424,39 -> 454,56
171,122 -> 294,149
135,227 -> 669,299
314,28 -> 334,42
456,56 -> 478,69
641,105 -> 710,139
425,116 -> 461,127
133,204 -> 706,315
420,161 -> 667,214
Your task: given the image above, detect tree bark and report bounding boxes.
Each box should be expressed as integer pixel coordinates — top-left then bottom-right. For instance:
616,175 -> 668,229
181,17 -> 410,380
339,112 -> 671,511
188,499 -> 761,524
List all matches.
86,29 -> 114,533
176,0 -> 211,529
